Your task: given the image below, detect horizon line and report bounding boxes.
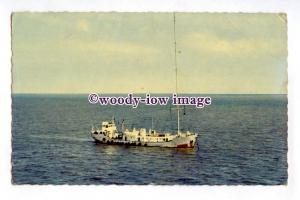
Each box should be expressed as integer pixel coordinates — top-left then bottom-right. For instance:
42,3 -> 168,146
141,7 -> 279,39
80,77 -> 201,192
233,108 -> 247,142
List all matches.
11,92 -> 288,95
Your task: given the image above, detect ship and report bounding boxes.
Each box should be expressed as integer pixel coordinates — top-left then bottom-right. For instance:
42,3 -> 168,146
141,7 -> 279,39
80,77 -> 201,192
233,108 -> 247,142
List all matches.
90,13 -> 198,148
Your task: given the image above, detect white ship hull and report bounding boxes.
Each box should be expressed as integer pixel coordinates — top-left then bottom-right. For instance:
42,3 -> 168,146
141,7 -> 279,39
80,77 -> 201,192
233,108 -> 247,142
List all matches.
91,121 -> 198,148
91,132 -> 197,148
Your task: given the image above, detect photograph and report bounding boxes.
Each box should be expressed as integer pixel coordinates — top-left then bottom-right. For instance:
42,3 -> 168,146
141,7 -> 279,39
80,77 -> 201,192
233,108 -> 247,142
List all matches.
11,12 -> 287,185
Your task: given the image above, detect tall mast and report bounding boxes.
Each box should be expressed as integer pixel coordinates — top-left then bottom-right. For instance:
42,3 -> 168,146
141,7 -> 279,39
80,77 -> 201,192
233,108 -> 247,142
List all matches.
173,12 -> 178,95
173,12 -> 180,135
151,116 -> 154,130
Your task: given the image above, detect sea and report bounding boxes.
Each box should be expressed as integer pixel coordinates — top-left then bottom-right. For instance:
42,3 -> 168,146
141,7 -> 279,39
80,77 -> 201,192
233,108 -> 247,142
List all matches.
11,94 -> 288,185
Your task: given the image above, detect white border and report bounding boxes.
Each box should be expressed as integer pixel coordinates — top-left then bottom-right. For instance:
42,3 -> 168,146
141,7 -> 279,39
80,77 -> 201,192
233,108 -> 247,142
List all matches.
1,1 -> 299,200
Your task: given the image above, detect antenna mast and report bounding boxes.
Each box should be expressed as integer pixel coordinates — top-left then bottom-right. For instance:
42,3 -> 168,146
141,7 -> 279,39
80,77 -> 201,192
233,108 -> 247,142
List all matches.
151,116 -> 154,130
173,12 -> 180,136
173,12 -> 178,95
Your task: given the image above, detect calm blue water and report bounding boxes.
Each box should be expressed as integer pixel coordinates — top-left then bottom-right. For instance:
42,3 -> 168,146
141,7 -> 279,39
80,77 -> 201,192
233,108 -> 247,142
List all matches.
12,94 -> 287,185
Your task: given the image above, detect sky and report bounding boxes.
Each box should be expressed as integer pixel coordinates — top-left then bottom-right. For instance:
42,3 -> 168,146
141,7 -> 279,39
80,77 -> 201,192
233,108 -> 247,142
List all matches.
12,12 -> 287,94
